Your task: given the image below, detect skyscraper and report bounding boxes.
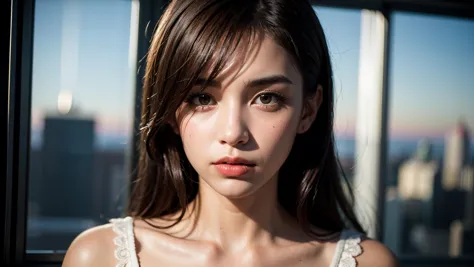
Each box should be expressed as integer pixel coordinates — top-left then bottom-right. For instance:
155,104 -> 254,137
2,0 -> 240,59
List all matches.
28,92 -> 100,250
443,121 -> 471,190
395,139 -> 447,254
40,113 -> 96,218
398,139 -> 440,202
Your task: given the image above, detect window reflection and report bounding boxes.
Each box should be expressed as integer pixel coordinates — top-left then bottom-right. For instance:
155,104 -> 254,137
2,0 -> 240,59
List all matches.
385,12 -> 474,257
27,0 -> 137,251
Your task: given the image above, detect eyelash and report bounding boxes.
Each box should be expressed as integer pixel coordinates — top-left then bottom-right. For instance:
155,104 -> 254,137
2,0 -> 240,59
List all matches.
184,92 -> 215,111
254,91 -> 287,110
184,91 -> 287,111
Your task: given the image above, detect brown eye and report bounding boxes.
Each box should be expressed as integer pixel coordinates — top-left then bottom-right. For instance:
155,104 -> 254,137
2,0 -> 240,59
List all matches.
257,94 -> 273,105
253,92 -> 287,111
189,94 -> 214,106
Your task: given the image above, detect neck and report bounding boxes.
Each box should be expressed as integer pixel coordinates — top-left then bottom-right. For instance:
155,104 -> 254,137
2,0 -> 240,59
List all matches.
186,176 -> 287,251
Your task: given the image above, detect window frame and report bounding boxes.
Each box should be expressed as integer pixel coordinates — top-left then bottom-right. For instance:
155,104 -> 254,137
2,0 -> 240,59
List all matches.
2,0 -> 168,265
311,0 -> 474,19
3,0 -> 474,266
1,0 -> 12,263
4,0 -> 35,265
311,0 -> 474,265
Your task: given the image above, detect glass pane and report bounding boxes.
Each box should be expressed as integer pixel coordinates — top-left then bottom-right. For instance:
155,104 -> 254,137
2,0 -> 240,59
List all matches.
385,12 -> 474,257
28,0 -> 138,252
312,6 -> 361,180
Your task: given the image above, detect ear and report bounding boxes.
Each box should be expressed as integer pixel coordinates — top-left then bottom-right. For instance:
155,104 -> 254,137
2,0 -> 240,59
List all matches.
297,84 -> 323,134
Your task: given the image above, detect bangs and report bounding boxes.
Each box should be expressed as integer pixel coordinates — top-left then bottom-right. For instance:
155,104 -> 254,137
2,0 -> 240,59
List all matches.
159,0 -> 265,115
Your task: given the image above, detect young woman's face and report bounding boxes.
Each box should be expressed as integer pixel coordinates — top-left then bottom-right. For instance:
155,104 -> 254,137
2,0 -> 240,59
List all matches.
175,36 -> 310,199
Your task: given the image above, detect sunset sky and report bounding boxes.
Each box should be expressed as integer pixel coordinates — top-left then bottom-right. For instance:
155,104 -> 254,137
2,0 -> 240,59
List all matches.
31,0 -> 474,142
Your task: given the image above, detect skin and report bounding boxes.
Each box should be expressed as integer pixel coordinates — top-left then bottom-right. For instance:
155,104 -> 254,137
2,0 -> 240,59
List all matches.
63,36 -> 398,267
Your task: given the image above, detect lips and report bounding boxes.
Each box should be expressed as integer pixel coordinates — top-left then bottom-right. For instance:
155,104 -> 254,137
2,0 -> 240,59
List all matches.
213,157 -> 256,166
213,157 -> 256,177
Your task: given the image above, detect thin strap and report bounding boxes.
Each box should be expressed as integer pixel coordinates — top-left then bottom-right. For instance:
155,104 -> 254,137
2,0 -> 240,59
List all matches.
110,217 -> 140,267
329,230 -> 363,267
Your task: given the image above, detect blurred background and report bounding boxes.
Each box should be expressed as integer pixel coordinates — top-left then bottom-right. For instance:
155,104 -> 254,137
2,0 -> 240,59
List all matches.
3,0 -> 474,266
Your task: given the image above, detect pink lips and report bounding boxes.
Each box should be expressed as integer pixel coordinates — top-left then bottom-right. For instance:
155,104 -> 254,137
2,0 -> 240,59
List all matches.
213,157 -> 256,177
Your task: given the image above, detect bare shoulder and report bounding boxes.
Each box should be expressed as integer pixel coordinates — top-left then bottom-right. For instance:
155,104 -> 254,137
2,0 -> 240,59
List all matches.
357,238 -> 399,267
62,223 -> 117,267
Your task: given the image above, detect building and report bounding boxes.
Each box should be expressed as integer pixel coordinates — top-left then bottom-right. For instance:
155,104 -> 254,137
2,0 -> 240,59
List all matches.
393,139 -> 448,254
39,114 -> 96,218
27,92 -> 100,250
443,121 -> 471,190
398,159 -> 439,201
397,140 -> 443,218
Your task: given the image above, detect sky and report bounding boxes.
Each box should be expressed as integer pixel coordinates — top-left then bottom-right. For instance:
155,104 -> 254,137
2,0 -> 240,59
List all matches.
31,0 -> 135,136
31,0 -> 474,144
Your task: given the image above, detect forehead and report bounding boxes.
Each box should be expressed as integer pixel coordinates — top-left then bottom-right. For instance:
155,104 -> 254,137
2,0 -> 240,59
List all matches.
205,35 -> 302,86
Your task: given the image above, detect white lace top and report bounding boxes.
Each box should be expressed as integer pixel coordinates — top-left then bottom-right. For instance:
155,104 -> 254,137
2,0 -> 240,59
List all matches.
110,217 -> 363,267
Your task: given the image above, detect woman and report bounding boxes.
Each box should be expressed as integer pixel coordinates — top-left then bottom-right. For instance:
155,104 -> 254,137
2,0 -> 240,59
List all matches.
64,0 -> 398,266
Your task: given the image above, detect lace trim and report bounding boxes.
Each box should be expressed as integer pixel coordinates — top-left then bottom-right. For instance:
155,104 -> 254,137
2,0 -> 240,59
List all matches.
110,217 -> 139,267
331,231 -> 363,267
109,219 -> 360,267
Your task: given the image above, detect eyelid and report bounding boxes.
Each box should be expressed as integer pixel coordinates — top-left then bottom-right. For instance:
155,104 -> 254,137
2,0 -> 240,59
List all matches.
185,92 -> 217,106
251,92 -> 288,111
253,90 -> 286,101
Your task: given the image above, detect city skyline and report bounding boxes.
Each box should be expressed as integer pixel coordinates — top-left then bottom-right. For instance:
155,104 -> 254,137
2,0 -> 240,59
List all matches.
30,1 -> 474,142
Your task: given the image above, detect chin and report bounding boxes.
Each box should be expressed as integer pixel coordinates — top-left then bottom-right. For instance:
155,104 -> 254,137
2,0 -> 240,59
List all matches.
209,178 -> 263,199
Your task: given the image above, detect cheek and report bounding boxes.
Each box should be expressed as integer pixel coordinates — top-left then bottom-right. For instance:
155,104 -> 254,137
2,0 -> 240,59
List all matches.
251,110 -> 299,157
262,120 -> 294,143
178,114 -> 212,158
180,116 -> 197,143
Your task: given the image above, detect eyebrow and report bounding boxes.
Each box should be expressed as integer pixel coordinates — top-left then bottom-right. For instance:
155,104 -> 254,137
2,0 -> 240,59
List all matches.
194,75 -> 294,89
245,75 -> 294,88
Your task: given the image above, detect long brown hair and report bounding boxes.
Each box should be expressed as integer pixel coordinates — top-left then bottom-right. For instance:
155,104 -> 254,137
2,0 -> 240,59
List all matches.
128,0 -> 365,236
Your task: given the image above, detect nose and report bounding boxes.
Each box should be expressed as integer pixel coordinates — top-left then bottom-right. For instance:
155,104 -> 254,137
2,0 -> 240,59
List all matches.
217,102 -> 249,146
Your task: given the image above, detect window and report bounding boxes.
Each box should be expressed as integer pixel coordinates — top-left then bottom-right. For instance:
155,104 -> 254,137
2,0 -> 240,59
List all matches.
27,0 -> 138,252
313,6 -> 361,180
385,12 -> 474,257
5,0 -> 474,266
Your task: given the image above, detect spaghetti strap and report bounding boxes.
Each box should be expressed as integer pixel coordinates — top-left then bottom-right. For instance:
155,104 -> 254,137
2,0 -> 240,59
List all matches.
110,217 -> 140,267
329,230 -> 363,267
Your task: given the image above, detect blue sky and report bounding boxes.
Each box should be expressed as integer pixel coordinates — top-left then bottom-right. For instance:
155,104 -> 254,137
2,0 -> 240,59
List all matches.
389,12 -> 474,138
31,0 -> 134,135
31,1 -> 474,143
